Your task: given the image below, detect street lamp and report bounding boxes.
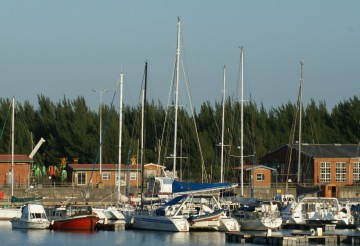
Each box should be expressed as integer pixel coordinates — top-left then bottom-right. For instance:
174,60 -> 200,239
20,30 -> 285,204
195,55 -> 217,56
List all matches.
93,88 -> 109,174
216,143 -> 231,183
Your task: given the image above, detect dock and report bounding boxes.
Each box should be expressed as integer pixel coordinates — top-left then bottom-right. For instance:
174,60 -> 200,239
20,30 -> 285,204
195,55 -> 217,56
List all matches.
96,221 -> 126,231
225,231 -> 360,245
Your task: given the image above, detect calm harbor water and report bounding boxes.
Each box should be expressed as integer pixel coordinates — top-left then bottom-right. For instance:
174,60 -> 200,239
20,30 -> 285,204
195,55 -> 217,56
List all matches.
2,221 -> 360,246
0,221 -> 236,246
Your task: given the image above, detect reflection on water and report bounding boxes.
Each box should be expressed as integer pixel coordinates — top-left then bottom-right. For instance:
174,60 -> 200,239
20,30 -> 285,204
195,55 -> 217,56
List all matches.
0,227 -> 229,246
1,224 -> 360,246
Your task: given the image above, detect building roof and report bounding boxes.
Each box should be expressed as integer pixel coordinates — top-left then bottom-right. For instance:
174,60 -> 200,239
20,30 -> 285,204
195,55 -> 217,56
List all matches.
264,144 -> 360,159
144,162 -> 166,168
0,154 -> 33,163
233,164 -> 276,172
68,163 -> 142,171
291,144 -> 359,158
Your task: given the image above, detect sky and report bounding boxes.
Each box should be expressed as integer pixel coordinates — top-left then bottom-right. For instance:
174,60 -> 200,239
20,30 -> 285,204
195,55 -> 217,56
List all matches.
1,0 -> 359,113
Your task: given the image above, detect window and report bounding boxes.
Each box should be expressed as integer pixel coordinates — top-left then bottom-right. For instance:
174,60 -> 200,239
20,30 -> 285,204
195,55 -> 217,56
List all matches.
102,172 -> 110,180
145,170 -> 157,178
77,172 -> 86,185
115,172 -> 126,187
354,162 -> 360,182
320,162 -> 331,182
130,172 -> 137,180
256,173 -> 265,181
336,162 -> 346,182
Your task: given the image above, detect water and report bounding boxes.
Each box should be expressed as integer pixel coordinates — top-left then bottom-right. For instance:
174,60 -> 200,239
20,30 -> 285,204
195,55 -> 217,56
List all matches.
0,222 -> 236,246
2,221 -> 360,246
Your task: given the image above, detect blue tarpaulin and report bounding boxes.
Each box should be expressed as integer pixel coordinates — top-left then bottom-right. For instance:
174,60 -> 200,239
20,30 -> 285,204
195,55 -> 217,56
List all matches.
172,180 -> 235,194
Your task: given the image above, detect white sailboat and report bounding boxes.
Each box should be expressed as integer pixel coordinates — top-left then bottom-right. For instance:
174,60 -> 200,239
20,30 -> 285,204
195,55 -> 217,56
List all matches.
131,18 -> 190,232
0,97 -> 21,221
282,196 -> 353,225
93,73 -> 129,223
231,48 -> 282,231
232,198 -> 282,231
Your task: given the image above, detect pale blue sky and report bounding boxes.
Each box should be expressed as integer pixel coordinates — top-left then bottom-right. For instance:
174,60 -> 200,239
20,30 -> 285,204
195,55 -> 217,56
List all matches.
1,0 -> 359,112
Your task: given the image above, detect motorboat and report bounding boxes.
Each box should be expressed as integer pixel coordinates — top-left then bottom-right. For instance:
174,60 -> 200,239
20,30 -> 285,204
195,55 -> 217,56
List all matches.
282,196 -> 353,225
11,203 -> 50,229
48,204 -> 99,230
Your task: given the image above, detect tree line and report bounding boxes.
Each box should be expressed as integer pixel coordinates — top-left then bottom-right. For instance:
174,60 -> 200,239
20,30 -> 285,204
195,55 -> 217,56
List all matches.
0,95 -> 359,183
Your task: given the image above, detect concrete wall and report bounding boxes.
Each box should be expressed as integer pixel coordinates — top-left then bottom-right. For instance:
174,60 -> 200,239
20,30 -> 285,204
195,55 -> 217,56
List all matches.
1,185 -> 360,207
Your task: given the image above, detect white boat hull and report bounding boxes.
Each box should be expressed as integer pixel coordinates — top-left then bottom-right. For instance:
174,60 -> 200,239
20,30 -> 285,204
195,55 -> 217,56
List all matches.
11,218 -> 50,229
282,197 -> 353,226
239,217 -> 282,231
189,213 -> 239,232
0,208 -> 21,221
131,213 -> 189,232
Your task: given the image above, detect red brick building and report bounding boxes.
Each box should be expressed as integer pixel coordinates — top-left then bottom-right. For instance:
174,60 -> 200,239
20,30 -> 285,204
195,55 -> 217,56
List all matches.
67,162 -> 166,189
233,165 -> 275,187
0,154 -> 33,187
261,144 -> 360,187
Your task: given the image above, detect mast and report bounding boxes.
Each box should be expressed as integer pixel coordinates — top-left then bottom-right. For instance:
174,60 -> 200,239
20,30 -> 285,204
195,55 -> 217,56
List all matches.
297,60 -> 304,183
117,73 -> 124,200
11,97 -> 15,198
173,17 -> 181,178
140,61 -> 148,202
240,47 -> 244,197
220,66 -> 226,183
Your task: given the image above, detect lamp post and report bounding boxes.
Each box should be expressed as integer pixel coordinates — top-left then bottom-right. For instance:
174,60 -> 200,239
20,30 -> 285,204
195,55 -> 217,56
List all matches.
93,88 -> 109,174
216,143 -> 231,183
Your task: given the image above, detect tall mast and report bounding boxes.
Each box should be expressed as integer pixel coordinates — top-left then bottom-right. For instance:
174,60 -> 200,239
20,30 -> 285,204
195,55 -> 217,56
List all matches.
11,97 -> 15,198
118,73 -> 124,199
240,47 -> 244,197
141,61 -> 148,201
220,66 -> 226,183
173,17 -> 181,178
297,60 -> 304,183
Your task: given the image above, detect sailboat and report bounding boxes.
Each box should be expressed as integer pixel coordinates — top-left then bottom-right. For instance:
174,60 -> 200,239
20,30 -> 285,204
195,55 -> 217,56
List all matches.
92,73 -> 130,223
231,48 -> 282,231
131,23 -> 190,231
145,18 -> 236,203
0,98 -> 22,221
0,98 -> 47,221
131,18 -> 238,232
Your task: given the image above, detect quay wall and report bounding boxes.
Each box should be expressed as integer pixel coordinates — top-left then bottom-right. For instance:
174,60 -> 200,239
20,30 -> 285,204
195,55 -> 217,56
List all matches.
1,184 -> 360,207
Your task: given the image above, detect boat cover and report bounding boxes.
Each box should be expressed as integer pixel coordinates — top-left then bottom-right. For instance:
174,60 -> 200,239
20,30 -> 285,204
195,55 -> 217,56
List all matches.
296,184 -> 321,196
172,180 -> 236,194
11,196 -> 43,203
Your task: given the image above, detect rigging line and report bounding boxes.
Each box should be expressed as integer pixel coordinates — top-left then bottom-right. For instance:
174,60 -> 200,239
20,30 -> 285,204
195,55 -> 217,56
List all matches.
157,53 -> 177,166
0,102 -> 11,141
181,59 -> 207,182
124,69 -> 147,167
86,88 -> 117,200
15,102 -> 33,145
285,86 -> 301,191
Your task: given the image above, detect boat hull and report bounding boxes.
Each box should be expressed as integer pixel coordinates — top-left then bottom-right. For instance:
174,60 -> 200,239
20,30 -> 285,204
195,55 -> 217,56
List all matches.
131,214 -> 189,232
239,217 -> 282,231
189,210 -> 239,232
11,218 -> 50,229
0,208 -> 21,221
49,215 -> 99,230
